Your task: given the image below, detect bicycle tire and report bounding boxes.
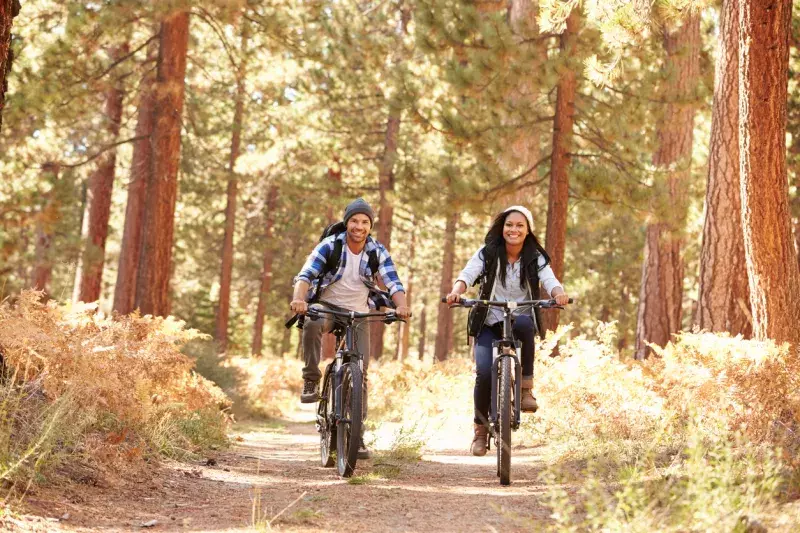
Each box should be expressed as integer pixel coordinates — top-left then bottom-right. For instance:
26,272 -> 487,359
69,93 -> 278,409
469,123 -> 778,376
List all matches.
336,362 -> 363,478
498,355 -> 512,485
319,369 -> 336,468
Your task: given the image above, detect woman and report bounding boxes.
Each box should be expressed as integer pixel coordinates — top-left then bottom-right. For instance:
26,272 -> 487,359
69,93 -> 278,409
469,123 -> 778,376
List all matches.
445,206 -> 569,456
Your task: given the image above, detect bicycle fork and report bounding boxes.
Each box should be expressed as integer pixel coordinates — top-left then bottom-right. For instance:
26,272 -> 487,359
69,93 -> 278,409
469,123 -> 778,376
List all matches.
489,340 -> 523,432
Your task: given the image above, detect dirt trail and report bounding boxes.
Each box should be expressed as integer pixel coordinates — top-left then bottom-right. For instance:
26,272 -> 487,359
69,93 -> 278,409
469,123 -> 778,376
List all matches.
11,405 -> 557,532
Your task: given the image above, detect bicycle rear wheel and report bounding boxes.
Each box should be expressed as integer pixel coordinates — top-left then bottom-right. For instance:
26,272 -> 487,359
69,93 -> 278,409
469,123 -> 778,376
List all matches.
319,368 -> 336,468
336,362 -> 362,478
497,355 -> 512,485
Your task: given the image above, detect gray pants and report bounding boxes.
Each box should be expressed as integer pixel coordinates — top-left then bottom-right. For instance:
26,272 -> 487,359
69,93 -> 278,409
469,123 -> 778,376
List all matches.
302,303 -> 370,422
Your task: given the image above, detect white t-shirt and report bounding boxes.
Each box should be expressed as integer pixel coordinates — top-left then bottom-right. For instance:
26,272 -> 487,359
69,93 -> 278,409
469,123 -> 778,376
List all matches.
320,245 -> 370,312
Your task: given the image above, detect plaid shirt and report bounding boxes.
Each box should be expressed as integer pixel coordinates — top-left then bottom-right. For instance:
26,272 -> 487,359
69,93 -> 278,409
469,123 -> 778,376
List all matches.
295,233 -> 405,309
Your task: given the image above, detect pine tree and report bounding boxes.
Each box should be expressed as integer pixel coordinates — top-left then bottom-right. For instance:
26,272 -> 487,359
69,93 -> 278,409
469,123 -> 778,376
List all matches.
435,211 -> 457,361
737,0 -> 800,345
0,0 -> 19,132
135,10 -> 190,317
635,13 -> 701,359
252,185 -> 279,356
697,0 -> 751,336
216,17 -> 250,352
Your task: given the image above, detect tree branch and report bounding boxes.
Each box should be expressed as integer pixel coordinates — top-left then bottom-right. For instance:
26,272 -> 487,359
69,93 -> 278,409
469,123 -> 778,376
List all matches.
57,135 -> 148,169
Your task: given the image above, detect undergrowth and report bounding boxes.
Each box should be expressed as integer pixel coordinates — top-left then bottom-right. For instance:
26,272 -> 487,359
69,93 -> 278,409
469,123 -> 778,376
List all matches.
0,291 -> 231,494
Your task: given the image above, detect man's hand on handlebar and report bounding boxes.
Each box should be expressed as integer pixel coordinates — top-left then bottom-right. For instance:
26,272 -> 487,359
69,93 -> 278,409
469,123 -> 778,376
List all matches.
290,299 -> 308,315
395,305 -> 412,319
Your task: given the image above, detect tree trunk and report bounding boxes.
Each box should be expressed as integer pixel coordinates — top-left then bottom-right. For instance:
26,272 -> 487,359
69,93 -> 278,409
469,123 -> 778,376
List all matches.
252,185 -> 279,356
215,20 -> 250,353
114,38 -> 158,315
541,11 -> 579,335
76,44 -> 128,303
635,13 -> 700,359
135,11 -> 190,317
400,226 -> 416,360
738,0 -> 800,345
697,0 -> 751,337
0,0 -> 20,133
369,110 -> 401,361
32,163 -> 61,294
417,304 -> 427,360
435,212 -> 458,362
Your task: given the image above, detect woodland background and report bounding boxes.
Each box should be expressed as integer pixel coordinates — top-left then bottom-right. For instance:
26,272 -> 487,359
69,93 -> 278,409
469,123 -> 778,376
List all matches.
1,0 -> 799,365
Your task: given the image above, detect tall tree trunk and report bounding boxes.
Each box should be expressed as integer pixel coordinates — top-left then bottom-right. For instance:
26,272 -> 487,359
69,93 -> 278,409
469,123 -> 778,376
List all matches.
417,304 -> 427,360
32,163 -> 60,294
738,0 -> 800,345
435,212 -> 458,362
114,39 -> 158,315
76,44 -> 128,303
321,161 -> 342,359
252,185 -> 279,356
135,11 -> 190,317
216,20 -> 250,352
370,110 -> 401,361
697,0 -> 751,337
506,0 -> 547,204
635,14 -> 700,359
541,11 -> 579,335
0,0 -> 20,133
400,225 -> 416,360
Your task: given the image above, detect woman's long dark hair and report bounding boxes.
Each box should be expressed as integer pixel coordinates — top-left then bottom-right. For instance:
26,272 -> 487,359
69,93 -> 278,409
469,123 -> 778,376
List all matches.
484,210 -> 550,289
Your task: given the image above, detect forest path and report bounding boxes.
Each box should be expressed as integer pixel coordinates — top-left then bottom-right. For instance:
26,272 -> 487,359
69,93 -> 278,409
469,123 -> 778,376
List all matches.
12,404 -> 559,532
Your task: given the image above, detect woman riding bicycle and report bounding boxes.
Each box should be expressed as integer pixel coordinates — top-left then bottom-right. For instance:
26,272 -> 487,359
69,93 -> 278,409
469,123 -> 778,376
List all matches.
445,206 -> 569,456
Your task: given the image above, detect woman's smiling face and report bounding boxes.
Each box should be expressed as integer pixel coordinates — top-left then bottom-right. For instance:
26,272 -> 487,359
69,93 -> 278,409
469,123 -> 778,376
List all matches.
502,211 -> 528,246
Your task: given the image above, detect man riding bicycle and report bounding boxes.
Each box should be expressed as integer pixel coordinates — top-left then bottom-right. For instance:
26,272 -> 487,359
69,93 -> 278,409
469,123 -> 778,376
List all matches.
290,198 -> 411,459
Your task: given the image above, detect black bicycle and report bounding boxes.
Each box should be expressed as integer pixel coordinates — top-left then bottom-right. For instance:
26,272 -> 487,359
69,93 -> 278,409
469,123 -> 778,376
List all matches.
304,306 -> 404,477
444,297 -> 571,485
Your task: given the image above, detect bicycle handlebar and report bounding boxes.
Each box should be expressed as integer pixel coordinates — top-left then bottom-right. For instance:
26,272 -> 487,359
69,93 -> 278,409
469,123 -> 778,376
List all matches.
440,297 -> 573,309
285,307 -> 405,329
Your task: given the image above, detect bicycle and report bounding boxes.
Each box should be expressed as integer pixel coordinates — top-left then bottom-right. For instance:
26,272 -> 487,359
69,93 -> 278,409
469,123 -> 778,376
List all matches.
298,306 -> 404,477
443,296 -> 571,485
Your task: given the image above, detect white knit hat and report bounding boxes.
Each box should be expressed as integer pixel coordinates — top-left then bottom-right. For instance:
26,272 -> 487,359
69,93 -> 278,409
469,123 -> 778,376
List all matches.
503,205 -> 534,232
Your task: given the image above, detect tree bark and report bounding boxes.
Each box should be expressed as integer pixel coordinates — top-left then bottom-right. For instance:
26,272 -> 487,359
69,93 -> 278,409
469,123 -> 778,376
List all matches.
0,0 -> 20,133
737,0 -> 800,345
635,13 -> 700,359
135,11 -> 190,317
114,38 -> 158,315
32,163 -> 61,294
697,0 -> 751,337
541,11 -> 579,335
369,110 -> 401,361
417,304 -> 427,360
215,20 -> 250,352
252,185 -> 280,356
76,44 -> 128,303
400,225 -> 416,360
435,212 -> 458,362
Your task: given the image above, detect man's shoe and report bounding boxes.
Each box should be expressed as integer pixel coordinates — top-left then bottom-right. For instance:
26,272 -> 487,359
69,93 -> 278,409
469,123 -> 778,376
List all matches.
471,424 -> 489,456
300,379 -> 320,403
357,440 -> 372,460
520,378 -> 538,413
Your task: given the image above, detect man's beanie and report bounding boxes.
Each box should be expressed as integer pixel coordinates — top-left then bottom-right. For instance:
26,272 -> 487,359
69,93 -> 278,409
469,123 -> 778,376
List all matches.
343,198 -> 375,226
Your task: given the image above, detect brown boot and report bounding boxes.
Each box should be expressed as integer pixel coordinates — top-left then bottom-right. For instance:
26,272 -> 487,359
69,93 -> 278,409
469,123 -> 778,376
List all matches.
471,424 -> 489,456
521,377 -> 538,413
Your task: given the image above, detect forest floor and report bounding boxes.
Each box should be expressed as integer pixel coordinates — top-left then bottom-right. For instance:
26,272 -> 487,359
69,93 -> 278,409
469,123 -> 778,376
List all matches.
6,403 -> 564,532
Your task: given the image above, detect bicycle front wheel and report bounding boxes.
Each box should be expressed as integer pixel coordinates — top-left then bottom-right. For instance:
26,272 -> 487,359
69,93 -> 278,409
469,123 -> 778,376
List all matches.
497,355 -> 512,485
336,362 -> 363,478
319,368 -> 336,468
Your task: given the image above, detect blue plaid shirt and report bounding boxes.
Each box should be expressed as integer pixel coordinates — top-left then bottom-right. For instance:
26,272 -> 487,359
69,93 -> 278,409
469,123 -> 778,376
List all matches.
295,233 -> 405,309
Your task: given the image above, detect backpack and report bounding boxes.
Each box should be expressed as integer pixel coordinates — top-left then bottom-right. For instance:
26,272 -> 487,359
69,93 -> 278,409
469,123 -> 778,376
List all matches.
310,221 -> 381,303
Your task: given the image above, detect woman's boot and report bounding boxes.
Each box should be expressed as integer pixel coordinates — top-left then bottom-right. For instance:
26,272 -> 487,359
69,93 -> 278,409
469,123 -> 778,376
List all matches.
471,423 -> 489,456
520,377 -> 538,413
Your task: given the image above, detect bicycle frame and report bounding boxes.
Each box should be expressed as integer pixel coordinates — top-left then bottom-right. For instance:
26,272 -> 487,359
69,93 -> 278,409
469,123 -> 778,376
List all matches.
489,305 -> 522,431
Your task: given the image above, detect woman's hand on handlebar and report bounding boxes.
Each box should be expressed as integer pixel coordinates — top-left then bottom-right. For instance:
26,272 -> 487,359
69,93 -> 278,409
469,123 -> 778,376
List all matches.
290,299 -> 308,315
444,292 -> 463,305
553,292 -> 570,306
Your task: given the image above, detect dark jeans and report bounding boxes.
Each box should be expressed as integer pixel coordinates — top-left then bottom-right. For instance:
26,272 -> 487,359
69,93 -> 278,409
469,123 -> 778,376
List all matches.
473,314 -> 535,425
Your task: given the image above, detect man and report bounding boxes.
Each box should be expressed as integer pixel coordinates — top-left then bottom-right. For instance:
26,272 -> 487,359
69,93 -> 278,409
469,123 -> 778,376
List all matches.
290,198 -> 410,458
